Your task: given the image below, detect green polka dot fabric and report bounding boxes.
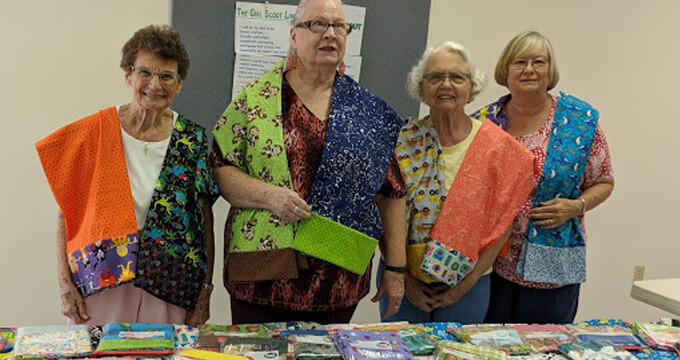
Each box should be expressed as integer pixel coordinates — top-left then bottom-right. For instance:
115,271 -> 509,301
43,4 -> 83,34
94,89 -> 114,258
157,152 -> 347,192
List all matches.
293,213 -> 378,275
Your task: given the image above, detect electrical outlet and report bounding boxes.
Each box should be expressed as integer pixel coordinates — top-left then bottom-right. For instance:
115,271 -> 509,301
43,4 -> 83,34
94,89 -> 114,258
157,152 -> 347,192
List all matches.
633,265 -> 645,282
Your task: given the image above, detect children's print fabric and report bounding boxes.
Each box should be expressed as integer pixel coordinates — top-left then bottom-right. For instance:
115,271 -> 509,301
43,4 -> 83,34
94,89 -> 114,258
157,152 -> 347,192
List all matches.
632,322 -> 680,351
396,116 -> 534,285
220,338 -> 294,360
557,340 -> 636,360
511,324 -> 579,352
452,325 -> 532,355
35,107 -> 139,297
12,325 -> 93,359
332,330 -> 415,360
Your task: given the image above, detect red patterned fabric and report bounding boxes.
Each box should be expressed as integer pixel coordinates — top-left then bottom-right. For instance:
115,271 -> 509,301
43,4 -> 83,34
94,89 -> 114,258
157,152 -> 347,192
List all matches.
493,96 -> 614,289
211,78 -> 406,311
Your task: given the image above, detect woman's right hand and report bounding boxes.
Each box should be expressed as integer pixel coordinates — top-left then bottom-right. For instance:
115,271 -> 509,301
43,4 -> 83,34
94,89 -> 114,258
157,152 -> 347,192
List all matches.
404,273 -> 439,313
59,281 -> 90,323
267,186 -> 312,223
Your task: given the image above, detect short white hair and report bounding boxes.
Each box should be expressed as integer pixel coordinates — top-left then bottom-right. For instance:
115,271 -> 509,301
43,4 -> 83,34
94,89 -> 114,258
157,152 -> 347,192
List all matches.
291,0 -> 344,25
406,41 -> 486,102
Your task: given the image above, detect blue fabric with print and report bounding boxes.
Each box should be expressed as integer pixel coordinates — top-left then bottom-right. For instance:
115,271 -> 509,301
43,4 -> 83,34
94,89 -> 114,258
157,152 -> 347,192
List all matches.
306,74 -> 403,239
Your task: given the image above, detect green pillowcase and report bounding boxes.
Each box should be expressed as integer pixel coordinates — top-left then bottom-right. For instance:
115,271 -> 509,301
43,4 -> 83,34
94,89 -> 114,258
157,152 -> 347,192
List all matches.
293,213 -> 378,275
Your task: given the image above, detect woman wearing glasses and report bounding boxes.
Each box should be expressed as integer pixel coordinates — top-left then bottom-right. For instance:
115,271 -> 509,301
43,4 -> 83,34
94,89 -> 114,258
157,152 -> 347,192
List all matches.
36,24 -> 218,325
384,41 -> 535,323
471,31 -> 614,324
211,0 -> 407,324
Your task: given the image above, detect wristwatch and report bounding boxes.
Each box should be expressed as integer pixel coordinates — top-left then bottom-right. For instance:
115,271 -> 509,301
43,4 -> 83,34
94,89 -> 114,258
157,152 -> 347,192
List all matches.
201,282 -> 214,292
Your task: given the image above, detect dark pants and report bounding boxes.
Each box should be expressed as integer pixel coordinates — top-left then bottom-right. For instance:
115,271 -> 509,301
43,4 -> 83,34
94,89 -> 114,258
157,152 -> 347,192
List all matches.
484,272 -> 580,324
230,298 -> 357,325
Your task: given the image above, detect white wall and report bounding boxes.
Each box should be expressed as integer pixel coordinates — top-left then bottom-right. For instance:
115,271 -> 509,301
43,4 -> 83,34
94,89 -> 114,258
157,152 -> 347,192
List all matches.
426,0 -> 680,321
2,0 -> 679,325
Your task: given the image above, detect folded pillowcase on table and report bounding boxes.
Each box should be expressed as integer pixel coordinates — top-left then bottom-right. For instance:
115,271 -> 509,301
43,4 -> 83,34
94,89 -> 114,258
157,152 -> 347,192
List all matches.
12,325 -> 92,359
92,323 -> 175,356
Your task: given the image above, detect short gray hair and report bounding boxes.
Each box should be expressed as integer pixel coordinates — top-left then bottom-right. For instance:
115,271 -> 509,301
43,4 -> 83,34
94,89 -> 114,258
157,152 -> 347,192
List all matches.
406,41 -> 486,102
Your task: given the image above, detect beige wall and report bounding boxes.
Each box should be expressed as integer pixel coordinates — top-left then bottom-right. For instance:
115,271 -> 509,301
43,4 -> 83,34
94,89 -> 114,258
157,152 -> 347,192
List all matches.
426,0 -> 680,321
2,0 -> 678,325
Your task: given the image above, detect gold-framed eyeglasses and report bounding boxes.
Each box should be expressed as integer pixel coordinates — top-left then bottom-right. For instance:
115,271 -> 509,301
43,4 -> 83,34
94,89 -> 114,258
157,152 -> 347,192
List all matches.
423,72 -> 471,85
130,66 -> 180,84
295,20 -> 352,36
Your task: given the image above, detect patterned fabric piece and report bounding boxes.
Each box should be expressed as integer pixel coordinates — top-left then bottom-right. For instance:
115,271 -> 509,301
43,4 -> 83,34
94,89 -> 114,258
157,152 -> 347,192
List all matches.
632,322 -> 680,351
0,328 -> 15,353
199,324 -> 268,338
395,326 -> 437,355
175,325 -> 199,349
512,354 -> 570,360
471,93 -> 601,285
420,240 -> 475,286
452,325 -> 532,355
435,341 -> 507,360
94,323 -> 174,355
512,324 -> 579,352
419,322 -> 461,342
632,348 -> 680,360
175,348 -> 250,360
332,330 -> 415,360
13,325 -> 93,359
564,324 -> 647,350
557,340 -> 636,360
35,107 -> 139,296
396,117 -> 534,284
282,331 -> 341,360
134,115 -> 218,311
213,58 -> 296,257
293,213 -> 378,275
221,338 -> 294,360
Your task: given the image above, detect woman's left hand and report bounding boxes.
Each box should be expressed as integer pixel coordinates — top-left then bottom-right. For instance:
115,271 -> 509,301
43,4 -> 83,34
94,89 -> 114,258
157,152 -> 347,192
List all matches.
371,269 -> 405,318
185,289 -> 211,326
528,196 -> 582,229
432,282 -> 469,309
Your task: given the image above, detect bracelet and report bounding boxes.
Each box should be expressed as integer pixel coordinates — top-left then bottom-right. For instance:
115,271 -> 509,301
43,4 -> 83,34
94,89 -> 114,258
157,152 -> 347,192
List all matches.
578,197 -> 587,215
201,283 -> 214,292
384,265 -> 407,274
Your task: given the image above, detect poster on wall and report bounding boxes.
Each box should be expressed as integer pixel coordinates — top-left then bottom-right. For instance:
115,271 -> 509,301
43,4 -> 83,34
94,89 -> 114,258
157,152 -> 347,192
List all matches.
232,1 -> 365,95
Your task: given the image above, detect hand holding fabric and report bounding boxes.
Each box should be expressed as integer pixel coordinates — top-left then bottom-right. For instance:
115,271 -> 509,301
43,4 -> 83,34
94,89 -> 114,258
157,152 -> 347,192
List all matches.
371,269 -> 405,317
267,186 -> 312,223
528,196 -> 582,229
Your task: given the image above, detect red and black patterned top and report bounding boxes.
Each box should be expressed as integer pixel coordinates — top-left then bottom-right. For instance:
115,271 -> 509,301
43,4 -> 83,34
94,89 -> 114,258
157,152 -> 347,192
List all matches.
210,77 -> 406,311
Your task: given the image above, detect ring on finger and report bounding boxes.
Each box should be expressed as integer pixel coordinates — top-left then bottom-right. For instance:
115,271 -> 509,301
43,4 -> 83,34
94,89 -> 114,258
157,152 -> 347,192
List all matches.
293,205 -> 299,213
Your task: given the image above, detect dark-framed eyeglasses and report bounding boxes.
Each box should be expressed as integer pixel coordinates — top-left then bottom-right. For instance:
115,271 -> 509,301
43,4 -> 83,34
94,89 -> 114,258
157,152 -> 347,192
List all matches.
295,20 -> 352,36
130,66 -> 180,84
422,72 -> 471,85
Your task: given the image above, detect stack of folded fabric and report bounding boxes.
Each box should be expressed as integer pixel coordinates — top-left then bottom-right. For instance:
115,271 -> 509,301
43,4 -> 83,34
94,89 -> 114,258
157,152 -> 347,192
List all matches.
512,324 -> 579,352
196,324 -> 268,351
451,325 -> 533,355
332,330 -> 414,360
92,323 -> 175,356
632,322 -> 680,351
434,340 -> 507,360
557,340 -> 636,360
221,337 -> 294,360
12,325 -> 92,359
279,329 -> 341,360
394,326 -> 437,355
175,348 -> 250,360
175,325 -> 200,349
420,322 -> 460,342
564,323 -> 647,350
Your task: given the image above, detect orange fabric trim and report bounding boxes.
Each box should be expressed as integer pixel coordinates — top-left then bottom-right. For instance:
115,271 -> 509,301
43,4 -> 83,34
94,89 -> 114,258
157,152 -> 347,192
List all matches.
36,107 -> 137,253
430,120 -> 535,261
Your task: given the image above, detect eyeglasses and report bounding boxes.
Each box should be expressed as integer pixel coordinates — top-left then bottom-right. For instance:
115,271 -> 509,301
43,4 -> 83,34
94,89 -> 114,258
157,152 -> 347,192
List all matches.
509,57 -> 548,70
130,66 -> 180,84
422,72 -> 471,85
295,20 -> 352,36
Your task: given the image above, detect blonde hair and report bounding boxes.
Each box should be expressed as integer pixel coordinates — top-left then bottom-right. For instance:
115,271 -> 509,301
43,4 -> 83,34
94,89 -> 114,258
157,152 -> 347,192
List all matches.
494,30 -> 559,90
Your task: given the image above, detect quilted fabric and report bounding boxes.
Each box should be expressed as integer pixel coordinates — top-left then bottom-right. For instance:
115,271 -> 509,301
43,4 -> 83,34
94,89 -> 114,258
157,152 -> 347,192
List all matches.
13,325 -> 92,359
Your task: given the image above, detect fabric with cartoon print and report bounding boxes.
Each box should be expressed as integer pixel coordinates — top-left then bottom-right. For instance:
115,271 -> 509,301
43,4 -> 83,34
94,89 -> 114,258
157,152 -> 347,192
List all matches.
212,58 -> 403,282
36,107 -> 140,297
396,116 -> 534,285
133,115 -> 219,311
471,92 -> 598,285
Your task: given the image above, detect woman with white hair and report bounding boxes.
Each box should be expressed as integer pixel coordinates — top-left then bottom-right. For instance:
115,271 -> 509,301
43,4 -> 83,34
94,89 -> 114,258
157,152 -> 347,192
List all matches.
382,41 -> 535,323
211,0 -> 407,324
